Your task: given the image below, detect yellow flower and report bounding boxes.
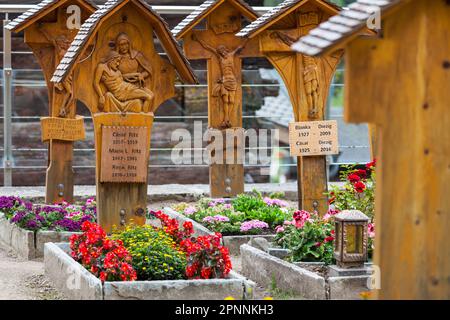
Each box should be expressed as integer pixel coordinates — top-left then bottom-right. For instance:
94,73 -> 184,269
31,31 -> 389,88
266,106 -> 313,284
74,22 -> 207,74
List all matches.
224,296 -> 235,300
263,297 -> 273,300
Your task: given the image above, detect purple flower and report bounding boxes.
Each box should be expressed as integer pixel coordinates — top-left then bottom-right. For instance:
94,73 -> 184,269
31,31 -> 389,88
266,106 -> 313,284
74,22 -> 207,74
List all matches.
10,211 -> 27,223
240,220 -> 269,232
263,197 -> 288,208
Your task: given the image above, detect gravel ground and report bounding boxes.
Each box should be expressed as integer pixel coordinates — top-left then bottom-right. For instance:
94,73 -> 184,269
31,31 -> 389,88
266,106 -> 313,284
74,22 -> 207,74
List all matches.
0,245 -> 63,300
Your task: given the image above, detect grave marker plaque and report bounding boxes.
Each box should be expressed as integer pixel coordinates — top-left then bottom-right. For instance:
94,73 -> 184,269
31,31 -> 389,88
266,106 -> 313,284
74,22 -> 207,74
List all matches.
100,126 -> 149,183
288,120 -> 338,157
41,116 -> 86,142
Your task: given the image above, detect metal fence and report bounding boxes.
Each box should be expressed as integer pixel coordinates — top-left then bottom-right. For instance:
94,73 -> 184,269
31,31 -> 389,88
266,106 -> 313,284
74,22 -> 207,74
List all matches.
0,4 -> 370,187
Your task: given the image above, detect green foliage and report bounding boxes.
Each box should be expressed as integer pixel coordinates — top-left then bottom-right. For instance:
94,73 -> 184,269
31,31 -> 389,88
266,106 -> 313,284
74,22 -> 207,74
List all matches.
112,224 -> 187,281
174,190 -> 293,236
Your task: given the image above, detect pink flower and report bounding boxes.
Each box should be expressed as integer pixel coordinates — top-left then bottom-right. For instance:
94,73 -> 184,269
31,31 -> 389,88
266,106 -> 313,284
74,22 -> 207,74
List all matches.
275,225 -> 285,233
184,206 -> 197,216
263,197 -> 288,208
293,210 -> 311,229
240,220 -> 269,232
368,223 -> 375,238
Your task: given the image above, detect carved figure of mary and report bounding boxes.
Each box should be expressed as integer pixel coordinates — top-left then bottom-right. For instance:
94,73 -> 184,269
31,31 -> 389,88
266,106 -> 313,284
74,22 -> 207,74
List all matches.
115,32 -> 153,88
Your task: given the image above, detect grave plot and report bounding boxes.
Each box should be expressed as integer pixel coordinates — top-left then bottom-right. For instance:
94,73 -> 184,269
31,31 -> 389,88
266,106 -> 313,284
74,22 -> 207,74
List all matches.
44,214 -> 254,300
0,197 -> 96,259
163,191 -> 295,255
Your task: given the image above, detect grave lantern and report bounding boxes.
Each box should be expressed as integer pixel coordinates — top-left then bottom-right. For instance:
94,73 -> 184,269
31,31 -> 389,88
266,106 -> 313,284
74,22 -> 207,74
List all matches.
333,210 -> 369,269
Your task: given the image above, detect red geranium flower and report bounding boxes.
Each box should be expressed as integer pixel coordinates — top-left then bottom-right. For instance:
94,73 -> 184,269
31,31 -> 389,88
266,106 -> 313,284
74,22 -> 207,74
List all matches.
366,159 -> 376,170
347,173 -> 361,184
354,181 -> 366,193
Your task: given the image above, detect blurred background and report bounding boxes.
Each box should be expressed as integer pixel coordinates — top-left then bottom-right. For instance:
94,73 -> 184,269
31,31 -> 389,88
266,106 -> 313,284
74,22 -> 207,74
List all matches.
0,0 -> 369,187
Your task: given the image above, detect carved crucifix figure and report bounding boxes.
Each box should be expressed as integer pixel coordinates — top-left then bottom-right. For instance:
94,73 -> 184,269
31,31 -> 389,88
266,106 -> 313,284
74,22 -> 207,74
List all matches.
192,34 -> 248,129
39,26 -> 75,118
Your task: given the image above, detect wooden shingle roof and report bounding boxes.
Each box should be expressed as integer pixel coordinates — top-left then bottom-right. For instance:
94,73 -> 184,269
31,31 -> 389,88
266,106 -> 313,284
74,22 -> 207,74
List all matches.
292,0 -> 409,56
236,0 -> 341,38
51,0 -> 198,84
172,0 -> 259,39
5,0 -> 98,33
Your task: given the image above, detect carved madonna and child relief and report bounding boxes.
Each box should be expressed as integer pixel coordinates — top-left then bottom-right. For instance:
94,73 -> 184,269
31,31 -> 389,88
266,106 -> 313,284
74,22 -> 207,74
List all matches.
191,34 -> 248,129
94,33 -> 155,114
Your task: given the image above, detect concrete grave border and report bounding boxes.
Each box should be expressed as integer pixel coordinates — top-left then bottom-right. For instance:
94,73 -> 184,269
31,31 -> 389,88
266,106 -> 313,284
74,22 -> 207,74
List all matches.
240,244 -> 371,300
0,212 -> 79,260
45,242 -> 256,300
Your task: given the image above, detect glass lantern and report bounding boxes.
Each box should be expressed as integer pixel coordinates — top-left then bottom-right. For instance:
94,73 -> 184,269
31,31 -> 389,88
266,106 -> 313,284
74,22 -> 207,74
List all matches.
334,210 -> 370,268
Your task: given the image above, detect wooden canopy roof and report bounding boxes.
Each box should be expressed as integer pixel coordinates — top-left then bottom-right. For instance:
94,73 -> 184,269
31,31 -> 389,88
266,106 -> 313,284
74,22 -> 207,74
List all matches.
172,0 -> 259,39
51,0 -> 198,84
236,0 -> 341,38
292,0 -> 409,56
5,0 -> 98,33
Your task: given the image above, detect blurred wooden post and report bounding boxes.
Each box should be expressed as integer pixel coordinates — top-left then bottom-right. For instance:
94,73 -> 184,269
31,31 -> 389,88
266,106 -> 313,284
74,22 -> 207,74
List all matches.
293,0 -> 450,299
50,0 -> 197,233
6,0 -> 97,203
173,0 -> 261,198
236,0 -> 343,214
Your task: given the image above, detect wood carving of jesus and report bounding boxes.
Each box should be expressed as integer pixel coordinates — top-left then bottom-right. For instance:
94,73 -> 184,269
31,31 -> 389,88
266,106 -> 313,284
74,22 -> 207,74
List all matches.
94,50 -> 154,113
39,25 -> 75,117
192,33 -> 248,129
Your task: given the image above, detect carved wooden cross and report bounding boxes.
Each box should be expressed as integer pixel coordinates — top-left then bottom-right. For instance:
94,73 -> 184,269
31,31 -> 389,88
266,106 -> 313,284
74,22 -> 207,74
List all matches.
238,4 -> 342,214
176,1 -> 261,198
6,0 -> 96,204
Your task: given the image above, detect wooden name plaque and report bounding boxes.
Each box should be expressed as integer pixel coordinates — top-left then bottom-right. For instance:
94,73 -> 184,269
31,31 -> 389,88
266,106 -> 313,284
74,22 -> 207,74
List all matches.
289,120 -> 339,157
100,126 -> 149,183
41,116 -> 85,142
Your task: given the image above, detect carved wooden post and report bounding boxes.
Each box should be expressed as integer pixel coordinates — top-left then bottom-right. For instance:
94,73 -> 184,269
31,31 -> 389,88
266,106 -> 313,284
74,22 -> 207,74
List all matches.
51,0 -> 197,233
173,0 -> 261,198
236,0 -> 343,214
294,0 -> 450,299
6,0 -> 97,204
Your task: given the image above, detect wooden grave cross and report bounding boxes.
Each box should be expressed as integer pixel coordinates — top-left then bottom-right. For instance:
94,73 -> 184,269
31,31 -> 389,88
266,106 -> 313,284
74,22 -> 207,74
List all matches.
293,0 -> 450,299
51,0 -> 197,233
174,0 -> 262,198
237,0 -> 344,214
5,0 -> 97,204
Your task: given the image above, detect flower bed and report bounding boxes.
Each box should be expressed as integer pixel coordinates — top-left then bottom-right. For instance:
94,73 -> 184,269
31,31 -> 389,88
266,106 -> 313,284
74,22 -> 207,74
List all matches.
172,191 -> 293,236
0,197 -> 96,259
45,214 -> 254,300
166,191 -> 293,255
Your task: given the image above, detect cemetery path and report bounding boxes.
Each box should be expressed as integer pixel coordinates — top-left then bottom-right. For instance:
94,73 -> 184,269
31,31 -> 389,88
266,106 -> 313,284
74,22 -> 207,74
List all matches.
0,246 -> 63,300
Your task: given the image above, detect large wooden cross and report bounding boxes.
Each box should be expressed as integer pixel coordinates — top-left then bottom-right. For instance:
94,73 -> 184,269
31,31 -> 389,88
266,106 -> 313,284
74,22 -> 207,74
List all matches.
7,0 -> 96,204
238,3 -> 342,214
176,1 -> 261,198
